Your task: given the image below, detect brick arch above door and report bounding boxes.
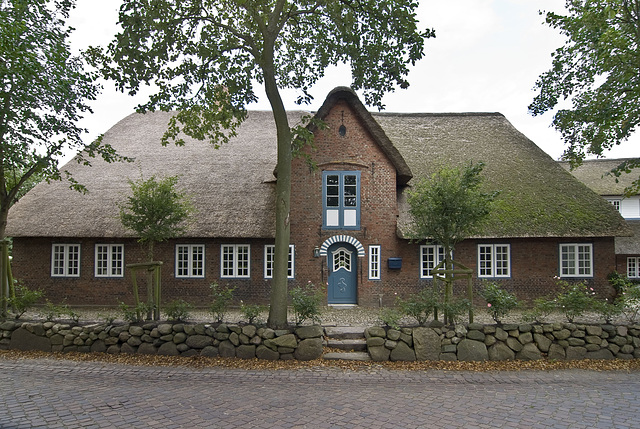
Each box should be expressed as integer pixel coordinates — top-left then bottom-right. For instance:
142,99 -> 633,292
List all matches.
319,235 -> 365,257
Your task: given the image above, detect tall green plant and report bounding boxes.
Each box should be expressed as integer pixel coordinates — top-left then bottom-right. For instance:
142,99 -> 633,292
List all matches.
407,162 -> 497,323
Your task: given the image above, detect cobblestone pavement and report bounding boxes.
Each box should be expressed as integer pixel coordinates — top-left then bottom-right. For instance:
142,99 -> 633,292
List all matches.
1,357 -> 640,428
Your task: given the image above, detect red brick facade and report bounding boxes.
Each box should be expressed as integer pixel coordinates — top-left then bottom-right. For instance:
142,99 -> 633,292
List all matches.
10,100 -> 618,307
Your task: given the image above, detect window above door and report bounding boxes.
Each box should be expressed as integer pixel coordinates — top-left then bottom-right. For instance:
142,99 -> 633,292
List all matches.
323,171 -> 360,230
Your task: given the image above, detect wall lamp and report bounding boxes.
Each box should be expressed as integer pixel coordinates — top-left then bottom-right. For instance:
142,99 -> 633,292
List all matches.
313,246 -> 320,258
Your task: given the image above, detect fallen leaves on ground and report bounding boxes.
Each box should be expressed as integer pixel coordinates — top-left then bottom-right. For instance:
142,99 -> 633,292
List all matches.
2,349 -> 640,373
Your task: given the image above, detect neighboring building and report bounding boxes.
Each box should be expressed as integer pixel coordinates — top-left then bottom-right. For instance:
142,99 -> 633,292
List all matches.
6,87 -> 629,307
561,158 -> 640,280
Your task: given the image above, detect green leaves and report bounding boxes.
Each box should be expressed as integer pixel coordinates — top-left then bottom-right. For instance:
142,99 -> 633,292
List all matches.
407,162 -> 498,252
118,175 -> 194,256
531,0 -> 640,177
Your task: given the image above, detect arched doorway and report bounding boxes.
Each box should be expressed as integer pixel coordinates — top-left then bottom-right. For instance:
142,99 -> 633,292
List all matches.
327,242 -> 358,304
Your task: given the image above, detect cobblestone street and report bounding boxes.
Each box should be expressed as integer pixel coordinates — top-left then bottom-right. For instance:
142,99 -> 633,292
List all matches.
1,356 -> 640,428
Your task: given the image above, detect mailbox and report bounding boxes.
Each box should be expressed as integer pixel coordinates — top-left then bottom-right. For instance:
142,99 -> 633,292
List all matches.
388,257 -> 402,270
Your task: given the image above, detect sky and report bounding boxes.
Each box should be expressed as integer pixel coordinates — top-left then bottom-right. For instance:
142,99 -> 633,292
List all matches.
66,0 -> 640,162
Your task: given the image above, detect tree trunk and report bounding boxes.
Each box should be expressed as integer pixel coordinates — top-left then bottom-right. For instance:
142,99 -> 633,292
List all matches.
0,201 -> 9,316
263,65 -> 292,329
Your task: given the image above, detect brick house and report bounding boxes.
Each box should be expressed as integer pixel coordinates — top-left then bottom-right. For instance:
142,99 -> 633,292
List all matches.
6,87 -> 629,307
561,159 -> 640,280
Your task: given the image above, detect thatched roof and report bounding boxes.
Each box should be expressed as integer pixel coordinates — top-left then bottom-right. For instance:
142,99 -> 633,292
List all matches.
559,158 -> 640,196
374,112 -> 630,238
6,88 -> 629,240
615,220 -> 640,254
7,110 -> 304,238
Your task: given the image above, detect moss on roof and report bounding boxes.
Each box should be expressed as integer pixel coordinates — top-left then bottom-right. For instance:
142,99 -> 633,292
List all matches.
374,113 -> 630,238
560,158 -> 640,196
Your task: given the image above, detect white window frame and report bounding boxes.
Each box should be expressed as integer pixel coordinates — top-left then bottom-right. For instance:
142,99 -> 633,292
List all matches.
51,244 -> 81,277
95,244 -> 124,278
368,245 -> 381,280
420,245 -> 445,279
175,244 -> 205,278
264,244 -> 295,279
628,257 -> 640,279
559,243 -> 593,278
221,244 -> 250,278
607,198 -> 621,212
478,244 -> 511,278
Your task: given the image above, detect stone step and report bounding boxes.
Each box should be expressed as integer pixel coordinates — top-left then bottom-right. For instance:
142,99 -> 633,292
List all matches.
324,326 -> 366,340
326,338 -> 367,352
323,351 -> 371,361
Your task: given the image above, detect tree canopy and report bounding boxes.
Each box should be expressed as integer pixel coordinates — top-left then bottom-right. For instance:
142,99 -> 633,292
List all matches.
119,175 -> 194,261
0,0 -> 126,236
407,162 -> 497,256
530,0 -> 640,192
94,0 -> 432,328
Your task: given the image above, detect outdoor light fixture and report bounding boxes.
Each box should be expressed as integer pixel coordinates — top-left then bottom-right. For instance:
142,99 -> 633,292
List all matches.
313,246 -> 320,258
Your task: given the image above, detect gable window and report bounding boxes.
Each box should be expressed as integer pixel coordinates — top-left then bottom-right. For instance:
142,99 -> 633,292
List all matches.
420,245 -> 445,279
264,245 -> 295,279
560,243 -> 593,277
628,257 -> 640,279
95,244 -> 124,278
176,244 -> 205,278
369,245 -> 381,280
221,244 -> 250,278
323,171 -> 360,230
478,244 -> 511,278
51,244 -> 80,277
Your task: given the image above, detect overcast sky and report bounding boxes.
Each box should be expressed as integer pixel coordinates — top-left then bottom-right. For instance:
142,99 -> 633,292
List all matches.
67,0 -> 640,161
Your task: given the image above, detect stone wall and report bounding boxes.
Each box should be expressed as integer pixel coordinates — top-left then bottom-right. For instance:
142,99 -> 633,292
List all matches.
0,320 -> 324,361
366,322 -> 640,361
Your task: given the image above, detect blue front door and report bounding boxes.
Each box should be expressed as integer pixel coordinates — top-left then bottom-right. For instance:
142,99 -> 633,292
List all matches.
327,243 -> 357,304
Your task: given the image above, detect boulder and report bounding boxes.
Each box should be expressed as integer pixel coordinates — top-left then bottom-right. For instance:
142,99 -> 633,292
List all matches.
585,349 -> 614,360
256,345 -> 280,360
10,328 -> 50,352
137,343 -> 157,355
390,341 -> 416,361
157,342 -> 179,356
185,335 -> 213,349
218,340 -> 236,358
457,339 -> 488,361
294,338 -> 323,361
488,342 -> 515,361
413,327 -> 440,361
566,346 -> 587,360
236,345 -> 256,359
533,333 -> 552,352
516,343 -> 542,360
271,333 -> 297,349
201,346 -> 219,358
547,344 -> 566,360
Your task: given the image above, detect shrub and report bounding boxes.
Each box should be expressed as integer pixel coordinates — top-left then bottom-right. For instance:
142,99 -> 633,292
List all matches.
209,282 -> 235,323
440,298 -> 471,325
554,278 -> 597,323
164,299 -> 192,321
289,282 -> 323,325
240,302 -> 267,325
592,298 -> 623,324
8,282 -> 44,319
397,288 -> 438,326
378,308 -> 403,330
609,273 -> 640,323
42,300 -> 67,322
479,281 -> 519,324
522,295 -> 557,323
119,301 -> 151,323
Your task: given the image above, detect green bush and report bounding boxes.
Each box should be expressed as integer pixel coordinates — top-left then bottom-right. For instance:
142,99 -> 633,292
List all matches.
240,302 -> 267,325
7,282 -> 44,319
555,279 -> 598,323
209,282 -> 235,323
289,282 -> 323,325
479,281 -> 519,324
397,288 -> 438,326
440,298 -> 471,325
522,295 -> 557,323
164,299 -> 193,321
592,298 -> 623,324
378,308 -> 403,330
609,273 -> 640,323
42,300 -> 67,322
119,301 -> 151,323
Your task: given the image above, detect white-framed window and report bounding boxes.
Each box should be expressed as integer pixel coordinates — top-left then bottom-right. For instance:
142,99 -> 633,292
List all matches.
369,245 -> 381,280
51,244 -> 81,277
607,199 -> 621,212
478,244 -> 511,278
560,243 -> 593,277
95,244 -> 124,278
628,257 -> 640,279
420,245 -> 445,279
221,244 -> 250,278
323,171 -> 361,229
264,244 -> 295,279
175,244 -> 205,278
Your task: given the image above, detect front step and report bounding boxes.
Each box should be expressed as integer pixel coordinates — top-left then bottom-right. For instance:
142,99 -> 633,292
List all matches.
326,338 -> 367,351
323,352 -> 371,361
324,326 -> 366,340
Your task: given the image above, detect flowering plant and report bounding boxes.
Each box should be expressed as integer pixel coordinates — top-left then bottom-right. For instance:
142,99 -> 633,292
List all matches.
479,281 -> 519,324
554,279 -> 598,323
